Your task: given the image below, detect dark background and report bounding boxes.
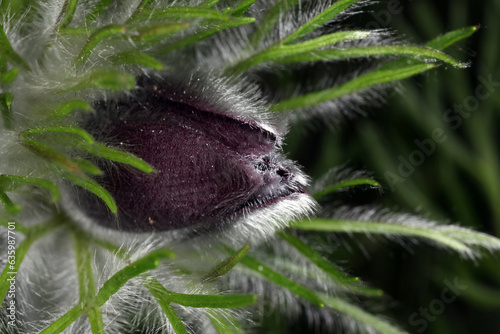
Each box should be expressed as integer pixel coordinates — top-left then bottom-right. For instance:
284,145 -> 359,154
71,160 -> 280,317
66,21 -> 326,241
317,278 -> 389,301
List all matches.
285,0 -> 500,333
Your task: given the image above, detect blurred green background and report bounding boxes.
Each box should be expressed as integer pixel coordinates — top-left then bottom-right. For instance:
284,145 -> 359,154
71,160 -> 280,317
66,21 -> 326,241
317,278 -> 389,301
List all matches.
286,0 -> 500,333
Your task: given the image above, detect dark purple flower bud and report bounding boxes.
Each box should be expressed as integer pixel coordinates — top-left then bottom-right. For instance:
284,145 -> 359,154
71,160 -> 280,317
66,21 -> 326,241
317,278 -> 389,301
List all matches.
75,77 -> 311,232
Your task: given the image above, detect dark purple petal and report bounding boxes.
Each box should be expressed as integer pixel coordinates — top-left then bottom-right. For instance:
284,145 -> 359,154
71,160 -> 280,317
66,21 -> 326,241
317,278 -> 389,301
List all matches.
77,80 -> 306,232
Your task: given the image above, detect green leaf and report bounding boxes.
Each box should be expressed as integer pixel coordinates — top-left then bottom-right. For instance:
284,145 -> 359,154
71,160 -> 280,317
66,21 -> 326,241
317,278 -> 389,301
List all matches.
0,67 -> 18,85
274,45 -> 467,68
111,51 -> 164,69
230,30 -> 370,74
0,192 -> 20,214
71,70 -> 136,91
131,22 -> 190,41
240,255 -> 324,307
426,25 -> 479,50
133,7 -> 233,22
22,126 -> 95,144
0,24 -> 30,70
147,279 -> 257,308
321,294 -> 405,334
76,25 -> 126,65
198,0 -> 221,9
271,64 -> 435,111
71,230 -> 104,333
80,142 -> 155,173
204,244 -> 250,282
95,249 -> 175,306
50,99 -> 92,120
63,172 -> 117,214
229,0 -> 258,16
282,0 -> 363,44
0,175 -> 60,202
376,27 -> 478,73
313,178 -> 381,200
20,138 -> 82,173
278,232 -> 358,282
294,218 -> 500,257
40,304 -> 85,334
146,278 -> 189,334
0,92 -> 14,129
57,0 -> 79,28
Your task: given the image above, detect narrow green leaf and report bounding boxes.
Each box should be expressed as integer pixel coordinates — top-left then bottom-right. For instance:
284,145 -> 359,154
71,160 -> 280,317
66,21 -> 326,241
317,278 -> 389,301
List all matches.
346,285 -> 384,297
63,172 -> 117,213
95,249 -> 175,306
438,228 -> 500,250
133,7 -> 233,22
81,142 -> 155,173
230,30 -> 369,74
426,25 -> 479,50
283,31 -> 370,54
146,278 -> 188,334
77,25 -> 126,65
20,138 -> 81,173
0,67 -> 18,85
278,232 -> 358,282
22,126 -> 95,144
204,244 -> 250,282
0,92 -> 14,129
198,0 -> 221,8
40,304 -> 86,334
321,294 -> 405,334
57,0 -> 79,28
240,255 -> 324,307
376,27 -> 478,73
71,231 -> 104,334
111,51 -> 164,69
313,178 -> 381,200
293,218 -> 500,256
50,99 -> 92,120
248,0 -> 300,47
0,175 -> 60,201
275,45 -> 467,68
229,0 -> 258,16
87,307 -> 105,334
160,17 -> 255,54
147,278 -> 257,308
0,24 -> 30,70
0,191 -> 20,214
282,0 -> 363,44
71,70 -> 136,91
131,22 -> 190,41
271,64 -> 435,111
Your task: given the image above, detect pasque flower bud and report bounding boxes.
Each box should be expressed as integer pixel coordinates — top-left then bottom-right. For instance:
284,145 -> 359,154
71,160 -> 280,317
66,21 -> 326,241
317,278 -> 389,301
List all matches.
78,76 -> 309,231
